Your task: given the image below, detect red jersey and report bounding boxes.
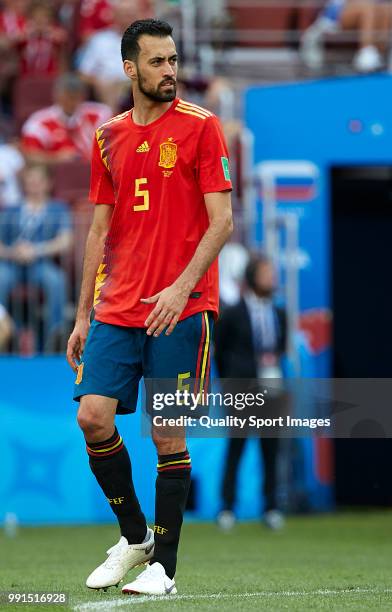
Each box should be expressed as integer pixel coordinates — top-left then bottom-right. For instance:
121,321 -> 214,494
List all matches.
90,98 -> 232,327
22,102 -> 112,160
18,25 -> 66,75
78,0 -> 113,40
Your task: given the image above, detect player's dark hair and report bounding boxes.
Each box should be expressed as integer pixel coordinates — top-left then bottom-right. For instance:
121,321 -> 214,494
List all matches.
121,19 -> 173,62
245,253 -> 271,291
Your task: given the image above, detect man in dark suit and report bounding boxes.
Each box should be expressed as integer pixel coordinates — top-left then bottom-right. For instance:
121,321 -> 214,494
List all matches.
215,254 -> 287,530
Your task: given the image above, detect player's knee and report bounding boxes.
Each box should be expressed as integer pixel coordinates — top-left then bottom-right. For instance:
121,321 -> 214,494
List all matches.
77,402 -> 107,436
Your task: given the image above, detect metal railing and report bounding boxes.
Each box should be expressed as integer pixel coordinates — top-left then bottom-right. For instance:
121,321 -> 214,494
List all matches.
0,208 -> 91,355
176,0 -> 382,78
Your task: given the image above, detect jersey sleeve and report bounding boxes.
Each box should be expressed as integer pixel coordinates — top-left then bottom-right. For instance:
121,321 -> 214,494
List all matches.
196,115 -> 233,194
89,131 -> 115,205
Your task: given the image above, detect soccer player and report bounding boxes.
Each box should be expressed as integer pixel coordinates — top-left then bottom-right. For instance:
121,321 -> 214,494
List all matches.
66,19 -> 233,597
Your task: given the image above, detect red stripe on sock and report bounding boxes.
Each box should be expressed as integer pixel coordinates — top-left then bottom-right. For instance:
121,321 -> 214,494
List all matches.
89,435 -> 121,450
158,463 -> 192,472
87,442 -> 124,458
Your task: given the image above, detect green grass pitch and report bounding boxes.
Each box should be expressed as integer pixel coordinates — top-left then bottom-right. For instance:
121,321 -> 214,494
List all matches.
0,512 -> 391,611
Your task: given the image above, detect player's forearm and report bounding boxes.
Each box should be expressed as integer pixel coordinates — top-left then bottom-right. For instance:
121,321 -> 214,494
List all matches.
174,213 -> 233,294
76,227 -> 106,321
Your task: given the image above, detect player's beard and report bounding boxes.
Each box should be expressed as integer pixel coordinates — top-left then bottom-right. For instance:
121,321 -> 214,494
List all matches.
137,72 -> 177,103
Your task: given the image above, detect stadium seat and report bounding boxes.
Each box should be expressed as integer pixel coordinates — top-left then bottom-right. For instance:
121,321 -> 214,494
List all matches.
297,4 -> 357,58
296,5 -> 319,32
13,75 -> 55,128
52,160 -> 91,204
227,2 -> 297,47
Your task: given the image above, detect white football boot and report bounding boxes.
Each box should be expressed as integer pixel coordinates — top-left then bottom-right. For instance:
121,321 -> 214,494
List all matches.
122,562 -> 177,596
86,527 -> 154,590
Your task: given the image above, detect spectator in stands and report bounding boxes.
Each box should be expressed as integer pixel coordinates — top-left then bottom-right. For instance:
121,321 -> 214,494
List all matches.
301,0 -> 392,73
17,0 -> 67,76
21,72 -> 112,163
215,254 -> 287,531
0,0 -> 28,48
0,0 -> 29,108
77,0 -> 152,110
57,0 -> 113,50
0,141 -> 25,207
0,163 -> 73,348
78,0 -> 114,43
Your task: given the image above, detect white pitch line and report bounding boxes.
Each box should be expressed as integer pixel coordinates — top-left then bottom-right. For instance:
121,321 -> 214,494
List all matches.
72,587 -> 392,611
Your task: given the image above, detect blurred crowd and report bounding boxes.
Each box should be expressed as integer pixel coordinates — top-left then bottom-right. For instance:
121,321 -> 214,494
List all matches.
0,0 -> 242,354
1,0 -> 388,353
0,0 -> 354,526
0,0 -> 150,353
301,0 -> 392,73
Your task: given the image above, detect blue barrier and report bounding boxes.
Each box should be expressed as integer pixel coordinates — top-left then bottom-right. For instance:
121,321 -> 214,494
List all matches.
0,357 -> 281,524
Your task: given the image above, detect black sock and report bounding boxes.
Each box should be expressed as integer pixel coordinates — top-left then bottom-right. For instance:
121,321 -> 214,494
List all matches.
150,449 -> 191,579
86,427 -> 147,544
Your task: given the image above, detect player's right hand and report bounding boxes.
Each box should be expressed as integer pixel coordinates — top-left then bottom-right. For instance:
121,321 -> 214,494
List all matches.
66,318 -> 90,372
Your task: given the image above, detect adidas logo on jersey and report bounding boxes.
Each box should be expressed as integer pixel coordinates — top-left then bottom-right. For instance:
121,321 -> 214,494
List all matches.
136,140 -> 150,152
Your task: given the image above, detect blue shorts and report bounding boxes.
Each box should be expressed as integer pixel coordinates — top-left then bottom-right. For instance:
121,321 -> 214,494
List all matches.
73,311 -> 214,415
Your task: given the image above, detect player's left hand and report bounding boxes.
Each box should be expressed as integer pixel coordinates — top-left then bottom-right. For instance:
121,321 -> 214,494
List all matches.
141,283 -> 190,337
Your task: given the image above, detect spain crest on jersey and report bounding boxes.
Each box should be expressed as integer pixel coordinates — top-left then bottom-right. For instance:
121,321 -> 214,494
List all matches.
159,137 -> 177,169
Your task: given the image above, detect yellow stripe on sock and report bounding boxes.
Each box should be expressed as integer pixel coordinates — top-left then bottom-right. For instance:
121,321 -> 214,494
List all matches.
157,458 -> 191,468
88,436 -> 123,454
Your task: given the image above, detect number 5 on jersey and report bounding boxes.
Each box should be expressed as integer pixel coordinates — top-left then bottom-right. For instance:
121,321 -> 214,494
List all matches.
134,178 -> 149,211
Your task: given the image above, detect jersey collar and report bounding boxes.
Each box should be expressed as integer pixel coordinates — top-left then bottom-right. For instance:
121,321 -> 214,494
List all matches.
128,98 -> 178,132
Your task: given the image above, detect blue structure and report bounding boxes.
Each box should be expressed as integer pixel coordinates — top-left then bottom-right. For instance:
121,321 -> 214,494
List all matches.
245,74 -> 392,508
246,74 -> 392,377
0,357 -> 272,524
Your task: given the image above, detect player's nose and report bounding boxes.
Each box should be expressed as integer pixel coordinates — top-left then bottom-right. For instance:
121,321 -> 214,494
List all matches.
163,61 -> 176,77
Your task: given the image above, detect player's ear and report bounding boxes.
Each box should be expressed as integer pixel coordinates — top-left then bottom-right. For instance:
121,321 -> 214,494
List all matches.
123,60 -> 137,81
